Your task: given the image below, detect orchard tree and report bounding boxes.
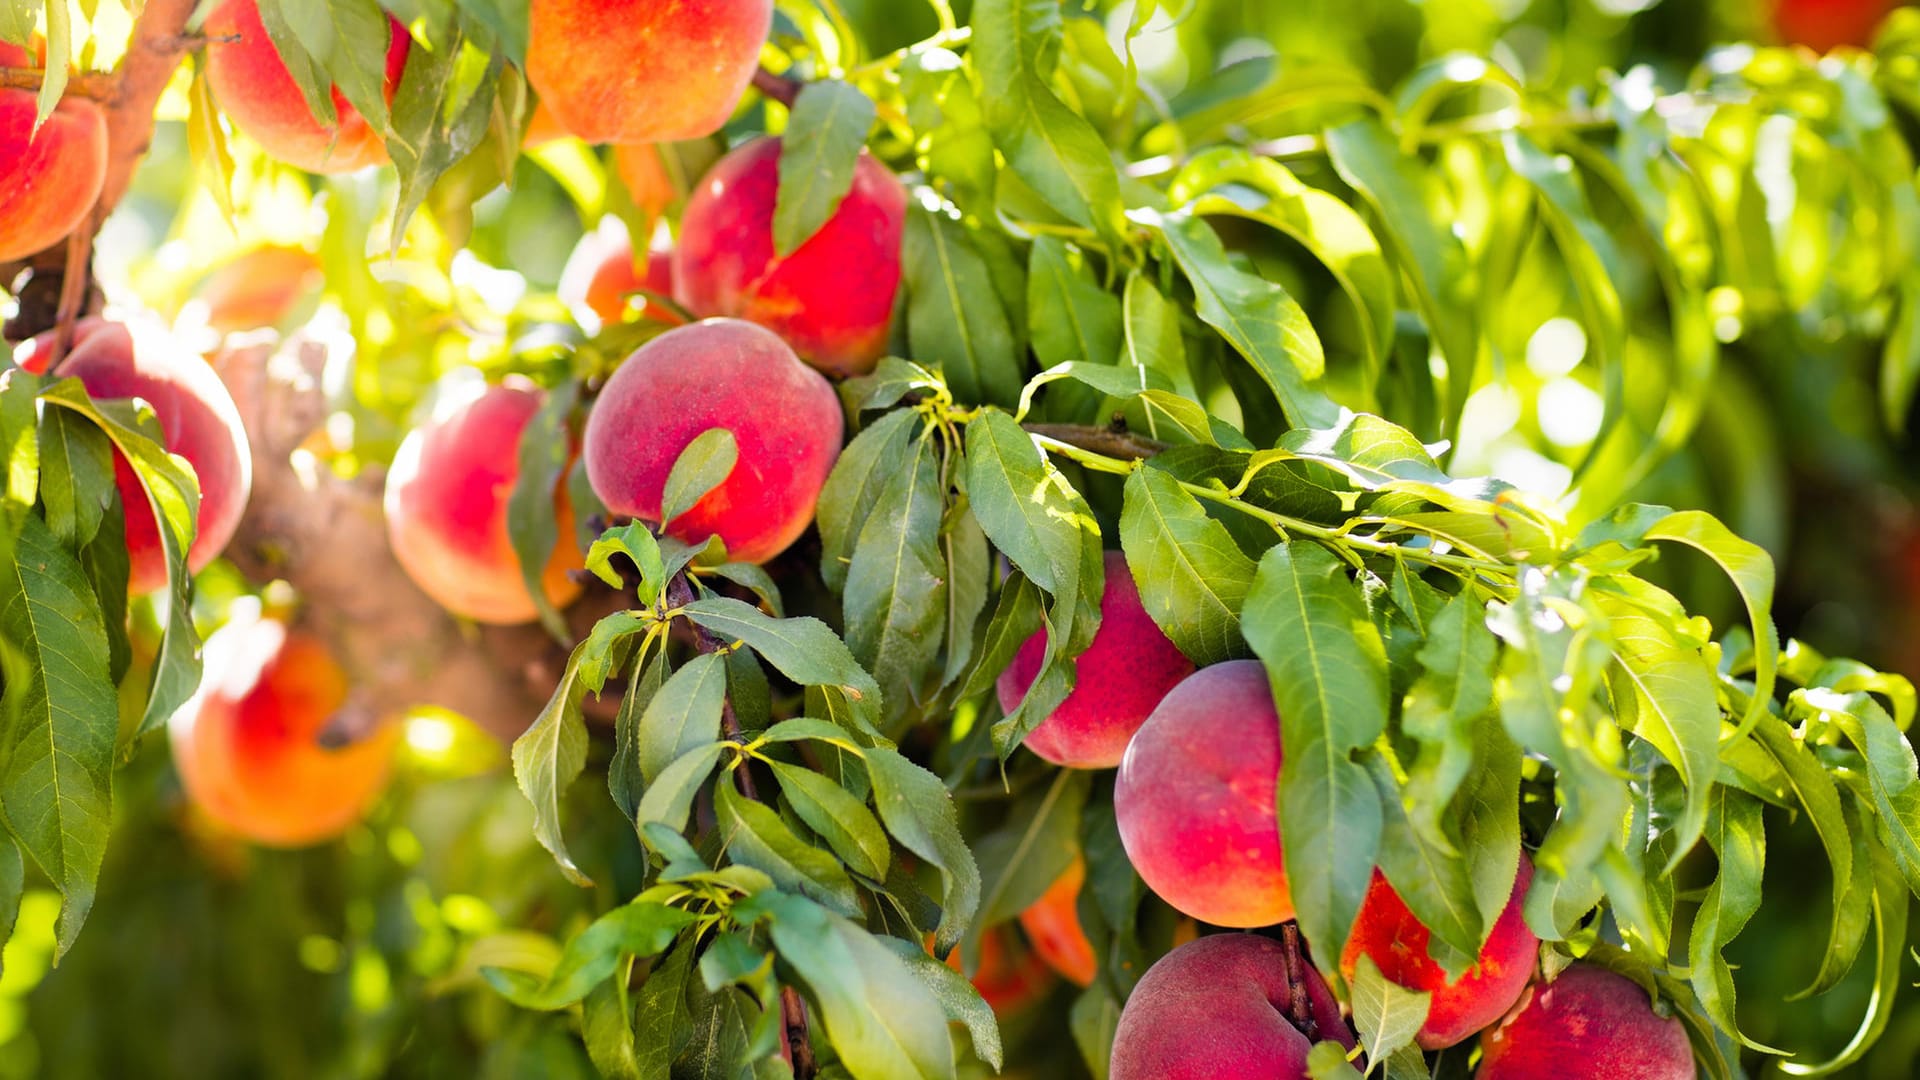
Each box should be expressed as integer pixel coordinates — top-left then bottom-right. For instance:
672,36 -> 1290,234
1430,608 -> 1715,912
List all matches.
3,0 -> 1920,1078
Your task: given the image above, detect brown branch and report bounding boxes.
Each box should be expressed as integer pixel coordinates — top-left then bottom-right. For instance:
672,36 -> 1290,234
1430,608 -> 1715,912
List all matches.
1281,923 -> 1319,1040
97,0 -> 200,216
0,67 -> 118,97
752,66 -> 801,109
781,985 -> 816,1078
1022,422 -> 1168,462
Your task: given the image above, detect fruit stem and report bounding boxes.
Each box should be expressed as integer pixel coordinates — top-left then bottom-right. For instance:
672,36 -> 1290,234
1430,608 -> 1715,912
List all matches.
1281,923 -> 1320,1041
752,66 -> 801,109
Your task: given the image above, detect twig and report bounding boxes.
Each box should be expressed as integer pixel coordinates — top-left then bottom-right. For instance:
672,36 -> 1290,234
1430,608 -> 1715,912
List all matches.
782,985 -> 817,1078
0,67 -> 118,97
97,0 -> 200,215
1021,422 -> 1168,462
667,569 -> 760,799
752,66 -> 801,109
1281,923 -> 1319,1040
40,212 -> 96,374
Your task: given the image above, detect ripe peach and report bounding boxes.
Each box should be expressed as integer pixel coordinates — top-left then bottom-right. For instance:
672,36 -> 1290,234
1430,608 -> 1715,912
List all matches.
1111,933 -> 1354,1080
1340,855 -> 1538,1049
674,137 -> 907,378
613,142 -> 679,217
1772,0 -> 1892,50
1115,660 -> 1291,928
17,319 -> 253,594
384,379 -> 584,625
1476,963 -> 1694,1080
582,318 -> 843,565
521,100 -> 571,149
525,0 -> 771,144
204,0 -> 411,173
169,613 -> 398,847
944,927 -> 1055,1017
0,41 -> 108,262
192,245 -> 323,333
1017,857 -> 1097,987
561,221 -> 676,330
996,550 -> 1194,768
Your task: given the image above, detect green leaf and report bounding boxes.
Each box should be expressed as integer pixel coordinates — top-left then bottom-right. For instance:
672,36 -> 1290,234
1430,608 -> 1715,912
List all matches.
1,369 -> 39,517
0,514 -> 114,957
1750,715 -> 1862,998
1778,841 -> 1909,1077
1119,464 -> 1257,665
0,832 -> 20,972
483,902 -> 697,1010
879,937 -> 1004,1071
1367,755 -> 1481,975
583,976 -> 642,1080
902,206 -> 1023,407
637,652 -> 728,786
610,648 -> 669,822
956,572 -> 1044,703
1882,273 -> 1920,432
586,521 -> 666,604
512,651 -> 593,886
866,745 -> 981,955
1243,542 -> 1389,977
681,598 -> 885,736
1642,511 -> 1778,741
660,428 -> 740,532
767,761 -> 890,881
635,742 -> 726,840
1598,591 -> 1720,865
1148,209 -> 1338,429
1350,954 -> 1432,1065
1306,1041 -> 1366,1079
818,409 -> 921,593
633,939 -> 696,1079
973,768 -> 1088,928
716,783 -> 862,916
1400,590 -> 1496,856
1688,787 -> 1774,1050
1070,983 -> 1122,1080
508,381 -> 578,642
35,405 -> 112,550
773,80 -> 877,256
387,32 -> 501,250
758,892 -> 958,1079
253,0 -> 337,127
963,410 -> 1093,598
1798,690 -> 1920,897
843,427 -> 946,721
1027,236 -> 1123,371
941,508 -> 991,689
271,0 -> 395,140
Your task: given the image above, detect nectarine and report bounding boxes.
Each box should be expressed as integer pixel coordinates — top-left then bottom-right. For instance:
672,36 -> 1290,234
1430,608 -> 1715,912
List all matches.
997,550 -> 1194,768
17,319 -> 253,595
674,137 -> 907,377
1476,962 -> 1694,1080
1115,660 -> 1292,928
204,0 -> 411,174
384,378 -> 584,625
1018,857 -> 1098,987
582,318 -> 843,565
1341,855 -> 1538,1049
526,0 -> 770,144
1111,933 -> 1354,1080
0,41 -> 108,262
169,612 -> 398,847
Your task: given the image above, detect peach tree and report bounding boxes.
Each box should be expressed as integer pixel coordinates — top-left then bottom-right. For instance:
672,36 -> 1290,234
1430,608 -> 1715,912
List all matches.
3,0 -> 1920,1078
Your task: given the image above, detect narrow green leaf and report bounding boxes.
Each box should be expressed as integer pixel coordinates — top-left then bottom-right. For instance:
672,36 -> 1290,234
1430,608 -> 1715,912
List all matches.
681,598 -> 884,735
973,768 -> 1088,928
879,937 -> 1004,1071
1350,954 -> 1432,1065
1027,236 -> 1123,371
633,939 -> 696,1079
511,652 -> 593,886
1400,590 -> 1496,856
637,652 -> 728,785
635,742 -> 726,840
1367,755 -> 1482,975
866,745 -> 981,955
1599,592 -> 1720,863
35,405 -> 113,549
661,428 -> 740,531
768,761 -> 890,881
483,902 -> 697,1010
1688,787 -> 1774,1050
843,429 -> 946,720
818,409 -> 920,593
773,80 -> 877,256
716,784 -> 861,916
610,647 -> 669,823
507,381 -> 578,643
1119,464 -> 1256,665
902,206 -> 1023,407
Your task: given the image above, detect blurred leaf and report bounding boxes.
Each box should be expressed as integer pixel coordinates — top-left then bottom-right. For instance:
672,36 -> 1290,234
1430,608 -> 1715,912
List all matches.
483,902 -> 697,1010
774,80 -> 876,256
508,380 -> 578,642
973,768 -> 1088,929
1070,983 -> 1121,1080
387,31 -> 501,250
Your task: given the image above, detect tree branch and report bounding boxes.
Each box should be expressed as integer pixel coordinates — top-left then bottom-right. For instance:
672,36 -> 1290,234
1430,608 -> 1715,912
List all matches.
0,67 -> 118,96
1021,422 -> 1167,462
752,66 -> 800,109
98,0 -> 201,216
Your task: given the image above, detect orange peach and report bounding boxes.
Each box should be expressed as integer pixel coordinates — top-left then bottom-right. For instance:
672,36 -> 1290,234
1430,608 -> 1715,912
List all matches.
204,0 -> 411,173
997,550 -> 1194,768
582,318 -> 843,565
192,245 -> 323,333
169,612 -> 398,847
0,41 -> 107,262
1341,855 -> 1538,1049
525,0 -> 770,144
1017,857 -> 1098,987
384,378 -> 583,625
17,319 -> 253,594
1476,963 -> 1694,1080
1111,933 -> 1355,1080
944,927 -> 1055,1017
560,221 -> 676,330
1115,661 -> 1291,928
673,137 -> 906,377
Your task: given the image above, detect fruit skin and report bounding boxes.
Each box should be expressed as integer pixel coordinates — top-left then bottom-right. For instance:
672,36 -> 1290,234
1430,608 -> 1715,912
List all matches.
996,550 -> 1195,768
1110,933 -> 1355,1080
192,245 -> 324,333
562,222 -> 677,330
17,319 -> 253,595
1476,962 -> 1694,1080
1018,857 -> 1098,987
944,927 -> 1055,1017
1772,0 -> 1893,51
1340,855 -> 1539,1049
674,137 -> 907,378
1115,660 -> 1292,928
582,318 -> 844,565
526,0 -> 771,144
204,0 -> 412,173
0,41 -> 108,263
613,142 -> 679,217
384,379 -> 584,625
169,613 -> 398,847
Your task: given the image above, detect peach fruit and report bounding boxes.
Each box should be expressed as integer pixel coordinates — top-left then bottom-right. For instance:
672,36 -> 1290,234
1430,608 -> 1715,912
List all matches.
944,927 -> 1055,1017
560,221 -> 676,330
0,41 -> 108,262
1111,933 -> 1355,1080
204,0 -> 412,174
1340,855 -> 1539,1049
674,137 -> 907,378
1476,963 -> 1694,1080
1018,856 -> 1098,987
613,142 -> 680,217
525,0 -> 771,145
996,550 -> 1194,768
582,318 -> 843,565
384,378 -> 584,625
192,245 -> 324,333
1772,0 -> 1893,51
1115,660 -> 1291,928
17,319 -> 253,595
169,613 -> 398,847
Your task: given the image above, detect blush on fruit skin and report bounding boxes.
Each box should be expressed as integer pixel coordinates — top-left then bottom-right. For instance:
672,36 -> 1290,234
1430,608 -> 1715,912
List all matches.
193,245 -> 325,333
169,614 -> 398,848
1111,933 -> 1355,1080
1341,855 -> 1539,1049
204,0 -> 411,174
674,137 -> 908,378
996,550 -> 1195,768
1476,963 -> 1696,1080
17,319 -> 253,596
1018,856 -> 1098,987
383,379 -> 584,626
1772,0 -> 1894,51
526,0 -> 771,145
1115,660 -> 1293,929
0,41 -> 108,263
582,318 -> 845,566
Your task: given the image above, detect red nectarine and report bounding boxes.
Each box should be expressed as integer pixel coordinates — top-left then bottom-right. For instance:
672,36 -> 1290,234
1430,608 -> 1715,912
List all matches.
1476,962 -> 1694,1080
0,41 -> 107,263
